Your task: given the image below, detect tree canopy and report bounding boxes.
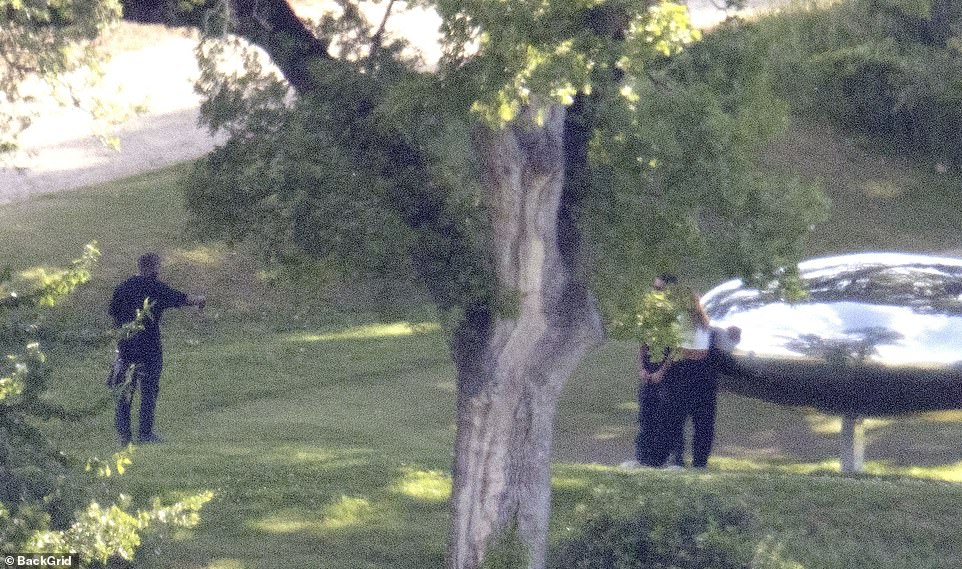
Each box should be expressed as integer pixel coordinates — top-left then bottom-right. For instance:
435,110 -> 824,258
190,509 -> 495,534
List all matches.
186,0 -> 826,322
180,3 -> 827,566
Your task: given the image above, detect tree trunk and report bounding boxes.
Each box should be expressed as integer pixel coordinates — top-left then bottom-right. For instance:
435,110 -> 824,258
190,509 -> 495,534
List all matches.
447,104 -> 604,569
925,0 -> 953,47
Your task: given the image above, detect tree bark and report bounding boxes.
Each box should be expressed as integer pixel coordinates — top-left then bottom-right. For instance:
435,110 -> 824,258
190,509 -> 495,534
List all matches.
924,0 -> 953,47
447,104 -> 604,569
228,0 -> 331,93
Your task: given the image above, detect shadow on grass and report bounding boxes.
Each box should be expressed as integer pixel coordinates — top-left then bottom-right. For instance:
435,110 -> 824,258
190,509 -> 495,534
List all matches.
134,456 -> 452,569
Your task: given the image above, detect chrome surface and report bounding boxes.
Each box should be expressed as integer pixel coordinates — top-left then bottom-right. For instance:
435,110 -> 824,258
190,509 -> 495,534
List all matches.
702,253 -> 962,414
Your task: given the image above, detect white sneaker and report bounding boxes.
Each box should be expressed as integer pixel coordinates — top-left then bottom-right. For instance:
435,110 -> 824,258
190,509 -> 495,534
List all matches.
619,459 -> 641,469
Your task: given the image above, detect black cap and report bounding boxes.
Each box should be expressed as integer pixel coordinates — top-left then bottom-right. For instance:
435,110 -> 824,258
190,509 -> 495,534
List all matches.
657,273 -> 678,285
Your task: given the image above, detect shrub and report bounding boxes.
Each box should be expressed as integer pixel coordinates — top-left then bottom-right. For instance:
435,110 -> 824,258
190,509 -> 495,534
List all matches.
549,488 -> 802,569
755,0 -> 962,168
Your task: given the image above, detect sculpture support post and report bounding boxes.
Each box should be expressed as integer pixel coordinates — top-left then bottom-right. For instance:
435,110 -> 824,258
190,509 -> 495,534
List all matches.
840,414 -> 865,473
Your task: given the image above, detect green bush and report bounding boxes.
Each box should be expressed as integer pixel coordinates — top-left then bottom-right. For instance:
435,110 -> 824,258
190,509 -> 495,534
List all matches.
756,0 -> 962,167
549,489 -> 802,569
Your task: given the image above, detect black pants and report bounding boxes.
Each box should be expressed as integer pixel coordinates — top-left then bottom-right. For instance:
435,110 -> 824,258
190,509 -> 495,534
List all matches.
652,358 -> 719,468
635,383 -> 664,465
665,387 -> 717,468
111,351 -> 163,443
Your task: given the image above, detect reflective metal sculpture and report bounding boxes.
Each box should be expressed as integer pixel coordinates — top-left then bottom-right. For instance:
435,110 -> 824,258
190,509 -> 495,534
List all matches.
701,252 -> 962,471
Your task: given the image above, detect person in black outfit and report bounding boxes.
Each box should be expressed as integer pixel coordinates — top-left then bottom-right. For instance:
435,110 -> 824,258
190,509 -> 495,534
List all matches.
644,290 -> 712,469
660,357 -> 714,468
108,252 -> 205,446
635,343 -> 671,466
626,274 -> 677,468
659,325 -> 741,469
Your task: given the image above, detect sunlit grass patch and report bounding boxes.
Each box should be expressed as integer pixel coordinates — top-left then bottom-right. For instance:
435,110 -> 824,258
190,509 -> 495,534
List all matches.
205,559 -> 246,569
286,322 -> 440,343
251,510 -> 322,534
392,467 -> 451,502
804,413 -> 894,435
709,456 -> 772,472
713,455 -> 962,483
591,424 -> 632,441
864,461 -> 962,483
918,410 -> 962,423
551,475 -> 591,491
251,496 -> 380,534
712,456 -> 841,475
322,496 -> 378,529
254,446 -> 374,470
168,244 -> 229,267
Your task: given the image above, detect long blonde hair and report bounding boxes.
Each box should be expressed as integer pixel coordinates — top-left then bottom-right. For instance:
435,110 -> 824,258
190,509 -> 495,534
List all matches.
687,291 -> 710,329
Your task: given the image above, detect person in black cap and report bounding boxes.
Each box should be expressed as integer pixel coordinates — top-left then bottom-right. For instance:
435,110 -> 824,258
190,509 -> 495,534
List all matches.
647,288 -> 713,469
108,252 -> 206,445
624,274 -> 677,468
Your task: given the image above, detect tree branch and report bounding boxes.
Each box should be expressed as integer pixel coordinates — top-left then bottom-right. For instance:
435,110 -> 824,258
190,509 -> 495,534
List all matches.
645,69 -> 672,92
369,0 -> 396,64
228,0 -> 331,93
118,0 -> 331,94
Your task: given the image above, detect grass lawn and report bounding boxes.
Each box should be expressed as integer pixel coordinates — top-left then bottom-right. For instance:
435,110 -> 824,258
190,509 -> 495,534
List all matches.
3,123 -> 962,568
761,118 -> 962,258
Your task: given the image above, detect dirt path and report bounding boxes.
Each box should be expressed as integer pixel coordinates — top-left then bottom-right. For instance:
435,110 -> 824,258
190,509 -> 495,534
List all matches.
0,37 -> 223,204
0,108 -> 223,203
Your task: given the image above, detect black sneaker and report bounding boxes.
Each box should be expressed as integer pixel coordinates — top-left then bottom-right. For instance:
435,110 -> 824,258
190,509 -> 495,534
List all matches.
136,433 -> 166,444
